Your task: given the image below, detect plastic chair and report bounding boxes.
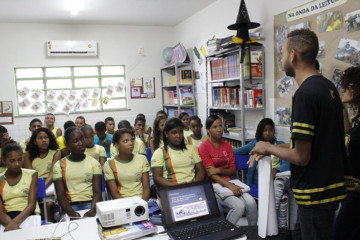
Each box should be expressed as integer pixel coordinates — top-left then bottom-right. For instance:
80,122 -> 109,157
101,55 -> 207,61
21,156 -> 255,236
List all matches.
249,184 -> 258,199
146,147 -> 152,164
101,173 -> 108,201
234,154 -> 249,183
37,177 -> 47,224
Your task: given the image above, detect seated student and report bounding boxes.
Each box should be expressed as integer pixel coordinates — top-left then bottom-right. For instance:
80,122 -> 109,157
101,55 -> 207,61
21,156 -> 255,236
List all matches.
179,112 -> 192,140
185,115 -> 208,150
94,121 -> 112,158
156,110 -> 168,119
136,113 -> 152,136
53,127 -> 102,218
150,116 -> 166,155
82,125 -> 107,166
233,118 -> 290,227
233,118 -> 289,185
104,129 -> 150,201
24,128 -> 61,223
20,118 -> 42,152
56,121 -> 76,158
0,143 -> 40,232
110,120 -> 146,158
75,116 -> 86,129
45,113 -> 62,138
0,126 -> 15,174
151,118 -> 205,187
198,115 -> 258,226
134,116 -> 151,148
105,117 -> 115,135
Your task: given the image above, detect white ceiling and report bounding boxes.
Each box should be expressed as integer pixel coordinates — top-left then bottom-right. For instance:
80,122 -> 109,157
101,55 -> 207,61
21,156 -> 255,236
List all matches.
0,0 -> 217,26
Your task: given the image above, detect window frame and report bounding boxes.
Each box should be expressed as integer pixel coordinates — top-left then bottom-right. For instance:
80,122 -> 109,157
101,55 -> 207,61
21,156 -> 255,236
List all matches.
15,65 -> 127,116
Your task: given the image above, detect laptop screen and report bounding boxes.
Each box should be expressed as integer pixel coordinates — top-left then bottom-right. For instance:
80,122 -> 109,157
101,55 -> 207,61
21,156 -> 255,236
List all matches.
158,181 -> 220,228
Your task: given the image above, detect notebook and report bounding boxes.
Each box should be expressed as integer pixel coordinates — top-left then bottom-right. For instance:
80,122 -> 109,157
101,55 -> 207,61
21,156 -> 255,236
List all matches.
158,181 -> 245,240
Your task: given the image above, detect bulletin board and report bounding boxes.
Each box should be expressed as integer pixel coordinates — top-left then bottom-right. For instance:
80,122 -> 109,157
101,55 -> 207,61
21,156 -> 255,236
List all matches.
273,0 -> 360,126
0,101 -> 14,125
130,77 -> 155,99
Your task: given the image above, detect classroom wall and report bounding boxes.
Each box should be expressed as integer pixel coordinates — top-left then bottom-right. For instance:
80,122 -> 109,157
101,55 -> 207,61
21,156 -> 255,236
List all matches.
0,23 -> 173,141
173,0 -> 311,142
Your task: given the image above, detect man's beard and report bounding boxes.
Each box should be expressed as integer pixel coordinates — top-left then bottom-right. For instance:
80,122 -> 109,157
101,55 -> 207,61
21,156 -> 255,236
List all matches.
283,60 -> 295,78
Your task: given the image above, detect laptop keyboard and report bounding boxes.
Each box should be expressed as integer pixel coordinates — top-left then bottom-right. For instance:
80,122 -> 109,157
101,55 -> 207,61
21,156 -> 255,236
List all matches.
170,219 -> 235,240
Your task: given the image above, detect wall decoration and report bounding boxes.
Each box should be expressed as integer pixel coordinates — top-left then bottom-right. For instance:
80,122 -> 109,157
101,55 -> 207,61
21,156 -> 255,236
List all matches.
274,0 -> 359,126
129,77 -> 155,99
345,9 -> 360,33
0,101 -> 13,125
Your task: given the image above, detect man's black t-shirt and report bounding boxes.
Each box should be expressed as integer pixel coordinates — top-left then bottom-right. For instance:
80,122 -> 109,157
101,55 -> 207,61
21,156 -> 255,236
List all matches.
290,75 -> 346,207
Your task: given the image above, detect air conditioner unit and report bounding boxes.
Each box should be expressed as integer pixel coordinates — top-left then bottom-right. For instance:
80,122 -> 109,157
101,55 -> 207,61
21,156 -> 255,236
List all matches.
47,40 -> 97,56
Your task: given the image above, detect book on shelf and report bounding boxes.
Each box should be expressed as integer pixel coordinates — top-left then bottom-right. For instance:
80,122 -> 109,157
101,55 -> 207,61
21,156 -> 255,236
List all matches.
244,89 -> 263,108
227,127 -> 242,137
179,87 -> 194,105
181,108 -> 195,117
180,70 -> 193,84
169,75 -> 177,85
207,38 -> 222,53
167,108 -> 179,118
97,219 -> 158,240
212,86 -> 240,107
250,50 -> 263,78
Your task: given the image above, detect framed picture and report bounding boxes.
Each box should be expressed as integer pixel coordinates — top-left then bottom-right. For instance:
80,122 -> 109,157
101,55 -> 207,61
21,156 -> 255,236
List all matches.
143,77 -> 155,98
130,86 -> 141,98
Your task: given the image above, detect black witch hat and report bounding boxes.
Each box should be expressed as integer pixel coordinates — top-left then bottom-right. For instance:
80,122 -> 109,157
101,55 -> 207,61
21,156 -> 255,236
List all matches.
227,0 -> 260,42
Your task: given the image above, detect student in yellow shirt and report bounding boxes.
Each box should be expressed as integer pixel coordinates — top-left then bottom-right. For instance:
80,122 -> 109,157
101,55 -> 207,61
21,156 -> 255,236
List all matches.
105,117 -> 115,135
151,118 -> 205,187
53,127 -> 102,218
56,121 -> 76,158
150,116 -> 166,155
136,113 -> 152,136
82,125 -> 107,166
179,112 -> 192,140
24,128 -> 61,223
75,116 -> 86,129
134,116 -> 151,148
185,115 -> 208,150
20,118 -> 42,152
44,113 -> 62,138
104,128 -> 150,200
110,120 -> 146,158
0,143 -> 40,232
0,125 -> 15,174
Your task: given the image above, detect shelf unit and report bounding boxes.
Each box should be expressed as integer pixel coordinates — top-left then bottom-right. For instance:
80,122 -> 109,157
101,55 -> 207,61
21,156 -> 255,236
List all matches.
161,62 -> 196,118
205,45 -> 265,145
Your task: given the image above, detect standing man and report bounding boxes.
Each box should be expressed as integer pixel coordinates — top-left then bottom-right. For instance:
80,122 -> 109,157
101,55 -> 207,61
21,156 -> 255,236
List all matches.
250,29 -> 346,239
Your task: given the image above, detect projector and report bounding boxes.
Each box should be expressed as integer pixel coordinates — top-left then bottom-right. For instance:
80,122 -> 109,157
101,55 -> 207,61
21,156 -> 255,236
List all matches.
96,196 -> 149,228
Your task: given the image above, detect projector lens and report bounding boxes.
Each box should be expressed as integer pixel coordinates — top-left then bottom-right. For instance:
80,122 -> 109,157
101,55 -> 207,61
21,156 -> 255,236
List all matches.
134,206 -> 145,216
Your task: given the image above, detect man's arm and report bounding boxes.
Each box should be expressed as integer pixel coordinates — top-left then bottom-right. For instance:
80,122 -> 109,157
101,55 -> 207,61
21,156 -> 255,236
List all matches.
250,139 -> 311,167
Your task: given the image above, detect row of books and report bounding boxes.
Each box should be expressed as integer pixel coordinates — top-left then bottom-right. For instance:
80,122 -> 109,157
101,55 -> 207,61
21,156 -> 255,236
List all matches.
212,87 -> 263,109
167,107 -> 194,118
223,138 -> 243,148
168,70 -> 193,85
164,87 -> 194,106
209,50 -> 263,80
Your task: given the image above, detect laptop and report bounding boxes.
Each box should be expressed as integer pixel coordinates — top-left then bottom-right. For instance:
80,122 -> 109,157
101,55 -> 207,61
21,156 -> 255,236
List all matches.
158,181 -> 245,240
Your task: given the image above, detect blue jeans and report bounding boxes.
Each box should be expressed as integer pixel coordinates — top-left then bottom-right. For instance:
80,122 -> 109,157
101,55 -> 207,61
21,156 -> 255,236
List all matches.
216,192 -> 257,226
71,201 -> 92,212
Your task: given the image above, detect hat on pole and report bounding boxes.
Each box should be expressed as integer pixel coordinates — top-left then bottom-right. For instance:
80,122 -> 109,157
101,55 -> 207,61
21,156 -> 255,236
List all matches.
227,0 -> 260,42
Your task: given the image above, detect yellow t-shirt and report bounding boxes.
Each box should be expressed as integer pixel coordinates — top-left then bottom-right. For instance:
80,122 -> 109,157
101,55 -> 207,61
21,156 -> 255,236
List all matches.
51,127 -> 59,138
151,145 -> 202,184
0,166 -> 6,174
53,155 -> 102,203
0,168 -> 40,214
20,137 -> 30,152
185,135 -> 208,150
32,149 -> 59,178
103,154 -> 150,198
110,138 -> 146,158
85,145 -> 107,161
56,136 -> 66,150
183,129 -> 193,140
